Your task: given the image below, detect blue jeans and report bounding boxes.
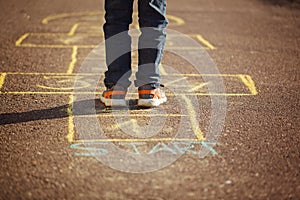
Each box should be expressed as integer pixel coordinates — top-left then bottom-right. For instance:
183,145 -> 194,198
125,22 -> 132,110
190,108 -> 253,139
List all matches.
103,0 -> 168,89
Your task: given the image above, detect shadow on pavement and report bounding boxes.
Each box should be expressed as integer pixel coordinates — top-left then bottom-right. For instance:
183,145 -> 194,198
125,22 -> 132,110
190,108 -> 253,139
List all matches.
260,0 -> 300,7
0,99 -> 144,125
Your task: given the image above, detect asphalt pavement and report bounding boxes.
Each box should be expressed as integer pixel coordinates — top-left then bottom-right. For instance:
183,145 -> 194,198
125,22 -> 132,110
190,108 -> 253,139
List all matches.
0,0 -> 299,199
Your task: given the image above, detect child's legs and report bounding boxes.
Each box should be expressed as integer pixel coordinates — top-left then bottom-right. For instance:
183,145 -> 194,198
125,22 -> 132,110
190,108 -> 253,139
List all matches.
103,0 -> 134,89
135,0 -> 168,88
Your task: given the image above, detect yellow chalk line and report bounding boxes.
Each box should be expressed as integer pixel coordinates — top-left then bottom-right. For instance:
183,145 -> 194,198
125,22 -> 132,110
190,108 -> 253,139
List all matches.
167,15 -> 185,26
30,33 -> 71,36
0,72 -> 257,96
1,72 -> 251,77
24,32 -> 210,38
3,72 -> 82,75
35,85 -> 77,91
0,73 -> 7,90
15,33 -> 29,46
195,34 -> 216,50
77,114 -> 187,118
239,75 -> 258,95
17,43 -> 96,48
41,22 -> 100,26
21,32 -> 104,39
109,119 -> 138,131
0,91 -> 255,96
182,73 -> 235,77
181,95 -> 205,141
159,64 -> 167,75
68,23 -> 79,36
42,11 -> 102,24
19,32 -> 217,38
188,82 -> 209,92
15,34 -> 214,50
66,95 -> 75,143
20,32 -> 97,37
73,138 -> 203,143
67,46 -> 78,74
17,43 -> 214,50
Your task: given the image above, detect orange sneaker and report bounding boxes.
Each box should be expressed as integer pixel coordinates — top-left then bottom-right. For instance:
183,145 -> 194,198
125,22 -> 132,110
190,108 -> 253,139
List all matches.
100,85 -> 127,107
138,84 -> 167,107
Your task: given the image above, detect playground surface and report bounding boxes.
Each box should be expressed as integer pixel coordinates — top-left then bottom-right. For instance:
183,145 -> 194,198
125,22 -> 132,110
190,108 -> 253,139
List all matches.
0,0 -> 299,199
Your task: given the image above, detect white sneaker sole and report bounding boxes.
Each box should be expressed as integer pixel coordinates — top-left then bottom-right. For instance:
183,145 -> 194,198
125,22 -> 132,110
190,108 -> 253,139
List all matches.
138,97 -> 167,107
100,96 -> 127,107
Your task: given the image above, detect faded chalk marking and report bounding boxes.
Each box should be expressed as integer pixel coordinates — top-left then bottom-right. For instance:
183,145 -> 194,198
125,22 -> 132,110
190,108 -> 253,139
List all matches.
70,142 -> 109,156
66,95 -> 75,143
179,74 -> 247,77
25,32 -> 104,37
68,23 -> 79,36
42,11 -> 102,24
17,43 -> 217,49
172,141 -> 217,155
18,44 -> 216,50
31,33 -> 73,36
67,46 -> 78,74
79,113 -> 186,118
42,11 -> 184,27
0,73 -> 257,96
74,138 -> 201,143
125,142 -> 146,154
16,43 -> 96,48
3,72 -> 81,75
0,91 -> 256,96
25,32 -> 98,36
148,142 -> 177,155
0,91 -> 95,95
166,15 -> 185,26
15,33 -> 29,46
239,75 -> 258,95
195,34 -> 216,50
70,141 -> 217,156
109,119 -> 138,130
200,142 -> 218,155
36,75 -> 90,90
159,64 -> 167,75
188,82 -> 209,92
181,95 -> 205,141
1,72 -> 249,77
17,33 -> 215,50
164,77 -> 187,86
0,73 -> 7,90
172,142 -> 198,154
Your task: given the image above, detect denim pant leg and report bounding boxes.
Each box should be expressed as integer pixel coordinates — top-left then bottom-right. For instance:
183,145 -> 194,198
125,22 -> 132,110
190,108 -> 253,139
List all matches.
103,0 -> 134,89
135,0 -> 168,88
